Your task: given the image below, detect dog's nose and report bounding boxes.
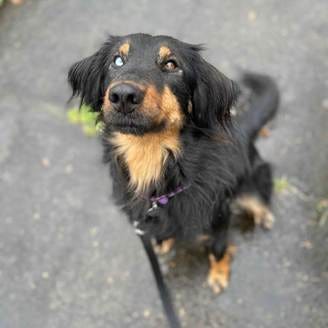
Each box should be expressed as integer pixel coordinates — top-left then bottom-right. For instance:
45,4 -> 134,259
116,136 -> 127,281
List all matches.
108,83 -> 144,114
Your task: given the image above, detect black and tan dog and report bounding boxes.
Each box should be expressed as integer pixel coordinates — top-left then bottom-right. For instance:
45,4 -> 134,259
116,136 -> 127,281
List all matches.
68,33 -> 279,294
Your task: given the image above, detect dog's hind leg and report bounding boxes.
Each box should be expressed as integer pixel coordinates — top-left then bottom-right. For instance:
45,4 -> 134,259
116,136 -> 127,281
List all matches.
233,146 -> 275,230
233,193 -> 274,230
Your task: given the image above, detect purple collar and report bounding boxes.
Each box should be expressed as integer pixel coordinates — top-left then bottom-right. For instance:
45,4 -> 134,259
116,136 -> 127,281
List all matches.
147,183 -> 191,214
150,184 -> 191,205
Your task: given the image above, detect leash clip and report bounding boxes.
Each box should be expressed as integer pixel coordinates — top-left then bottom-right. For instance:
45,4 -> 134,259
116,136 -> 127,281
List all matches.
133,221 -> 145,236
147,201 -> 159,214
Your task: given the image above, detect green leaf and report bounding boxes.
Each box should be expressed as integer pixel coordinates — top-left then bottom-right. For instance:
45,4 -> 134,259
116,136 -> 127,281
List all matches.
66,105 -> 100,137
67,108 -> 80,124
82,125 -> 98,137
274,177 -> 291,193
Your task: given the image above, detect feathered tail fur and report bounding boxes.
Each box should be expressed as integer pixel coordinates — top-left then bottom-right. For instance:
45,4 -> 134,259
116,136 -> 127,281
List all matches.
236,72 -> 280,141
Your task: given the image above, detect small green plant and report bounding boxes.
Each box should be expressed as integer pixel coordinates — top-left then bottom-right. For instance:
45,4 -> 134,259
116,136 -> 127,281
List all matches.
316,198 -> 328,226
274,176 -> 291,193
67,105 -> 103,137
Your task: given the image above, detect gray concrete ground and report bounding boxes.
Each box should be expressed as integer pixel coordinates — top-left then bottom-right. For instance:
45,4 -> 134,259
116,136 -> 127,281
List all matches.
0,0 -> 327,327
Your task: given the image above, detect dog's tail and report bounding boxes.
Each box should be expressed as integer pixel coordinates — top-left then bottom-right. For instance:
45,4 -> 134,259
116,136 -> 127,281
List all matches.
236,72 -> 279,141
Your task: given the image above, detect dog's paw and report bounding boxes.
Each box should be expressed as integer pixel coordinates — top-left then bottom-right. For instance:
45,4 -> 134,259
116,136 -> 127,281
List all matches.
233,195 -> 275,230
207,245 -> 236,294
154,238 -> 175,255
256,207 -> 275,230
258,126 -> 271,138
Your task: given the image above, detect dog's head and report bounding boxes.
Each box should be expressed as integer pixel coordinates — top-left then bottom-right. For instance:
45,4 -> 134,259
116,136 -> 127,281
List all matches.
68,33 -> 238,135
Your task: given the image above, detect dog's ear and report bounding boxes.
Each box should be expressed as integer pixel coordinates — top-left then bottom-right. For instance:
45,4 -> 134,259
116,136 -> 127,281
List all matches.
191,57 -> 239,129
68,51 -> 105,111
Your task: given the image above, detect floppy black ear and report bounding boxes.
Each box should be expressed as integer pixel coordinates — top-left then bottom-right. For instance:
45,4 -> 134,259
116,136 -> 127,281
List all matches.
68,52 -> 105,111
191,57 -> 239,129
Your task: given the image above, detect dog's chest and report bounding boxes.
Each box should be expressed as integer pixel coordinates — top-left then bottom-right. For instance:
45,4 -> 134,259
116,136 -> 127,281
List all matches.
110,131 -> 181,193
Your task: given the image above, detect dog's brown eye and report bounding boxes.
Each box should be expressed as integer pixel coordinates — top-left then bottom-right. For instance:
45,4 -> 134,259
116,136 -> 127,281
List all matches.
164,59 -> 178,71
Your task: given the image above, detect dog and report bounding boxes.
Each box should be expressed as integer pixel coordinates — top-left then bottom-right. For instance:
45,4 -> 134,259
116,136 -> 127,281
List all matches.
68,33 -> 279,294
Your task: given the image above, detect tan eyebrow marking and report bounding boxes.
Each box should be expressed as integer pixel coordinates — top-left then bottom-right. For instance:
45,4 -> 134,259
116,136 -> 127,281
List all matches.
159,46 -> 172,60
119,42 -> 130,56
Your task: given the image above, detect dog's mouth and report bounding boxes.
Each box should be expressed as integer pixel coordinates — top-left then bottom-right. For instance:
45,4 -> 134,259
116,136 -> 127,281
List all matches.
112,121 -> 147,135
105,111 -> 164,135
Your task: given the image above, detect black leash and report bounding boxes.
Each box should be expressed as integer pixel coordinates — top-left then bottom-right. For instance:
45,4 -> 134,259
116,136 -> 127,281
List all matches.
139,235 -> 181,328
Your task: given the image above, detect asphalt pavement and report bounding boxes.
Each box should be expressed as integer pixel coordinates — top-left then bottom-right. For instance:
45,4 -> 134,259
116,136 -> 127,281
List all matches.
0,0 -> 327,327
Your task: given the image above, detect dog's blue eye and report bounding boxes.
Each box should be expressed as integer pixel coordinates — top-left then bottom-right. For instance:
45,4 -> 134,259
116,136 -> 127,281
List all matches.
114,55 -> 124,67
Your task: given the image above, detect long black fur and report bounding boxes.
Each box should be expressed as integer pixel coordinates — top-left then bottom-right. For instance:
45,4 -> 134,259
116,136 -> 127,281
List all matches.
68,33 -> 279,265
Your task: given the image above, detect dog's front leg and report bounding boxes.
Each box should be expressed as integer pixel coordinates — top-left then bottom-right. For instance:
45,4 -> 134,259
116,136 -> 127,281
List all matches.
154,238 -> 176,255
207,214 -> 236,294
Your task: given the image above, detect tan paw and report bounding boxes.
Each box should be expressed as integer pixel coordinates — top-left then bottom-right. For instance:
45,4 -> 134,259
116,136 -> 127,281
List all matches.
154,238 -> 175,255
258,126 -> 271,138
207,245 -> 236,294
256,208 -> 275,230
235,196 -> 275,230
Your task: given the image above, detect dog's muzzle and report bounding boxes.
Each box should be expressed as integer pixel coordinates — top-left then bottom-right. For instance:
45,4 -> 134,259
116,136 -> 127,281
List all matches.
108,83 -> 144,114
